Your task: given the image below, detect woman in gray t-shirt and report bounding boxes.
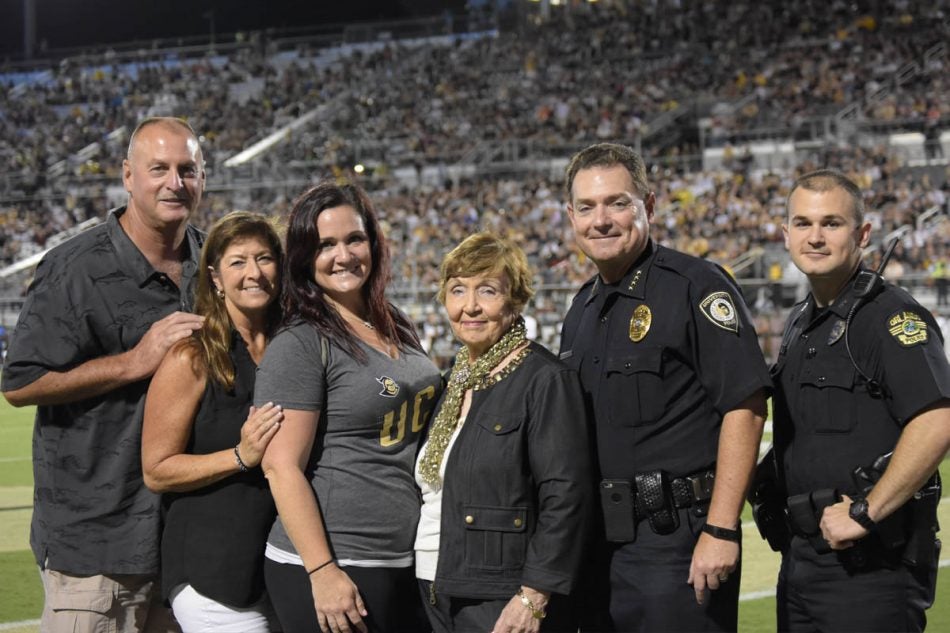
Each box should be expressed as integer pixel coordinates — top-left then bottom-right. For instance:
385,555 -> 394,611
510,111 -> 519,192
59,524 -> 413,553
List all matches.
256,182 -> 442,633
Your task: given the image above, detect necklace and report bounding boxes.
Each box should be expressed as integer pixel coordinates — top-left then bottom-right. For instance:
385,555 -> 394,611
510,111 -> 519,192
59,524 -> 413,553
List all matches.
418,317 -> 530,487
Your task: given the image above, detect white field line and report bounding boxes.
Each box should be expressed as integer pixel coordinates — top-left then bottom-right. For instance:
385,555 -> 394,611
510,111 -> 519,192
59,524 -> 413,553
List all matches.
0,620 -> 39,630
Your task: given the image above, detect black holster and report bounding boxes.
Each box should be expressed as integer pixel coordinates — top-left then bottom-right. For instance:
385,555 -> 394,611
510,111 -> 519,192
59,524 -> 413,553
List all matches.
901,474 -> 942,568
748,448 -> 790,552
786,488 -> 839,554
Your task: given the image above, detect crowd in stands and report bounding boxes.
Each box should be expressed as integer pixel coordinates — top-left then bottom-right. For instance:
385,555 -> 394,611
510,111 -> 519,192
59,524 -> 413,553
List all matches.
1,0 -> 949,360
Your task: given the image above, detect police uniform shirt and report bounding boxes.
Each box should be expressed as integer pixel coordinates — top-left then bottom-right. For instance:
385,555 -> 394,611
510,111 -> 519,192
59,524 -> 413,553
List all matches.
1,207 -> 203,576
560,240 -> 771,480
772,271 -> 950,498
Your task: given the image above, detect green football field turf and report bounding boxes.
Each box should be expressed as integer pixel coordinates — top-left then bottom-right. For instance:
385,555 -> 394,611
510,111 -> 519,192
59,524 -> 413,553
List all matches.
0,399 -> 947,630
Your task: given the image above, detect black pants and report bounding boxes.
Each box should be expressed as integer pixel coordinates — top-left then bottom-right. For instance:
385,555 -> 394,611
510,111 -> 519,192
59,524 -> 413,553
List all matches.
418,580 -> 574,633
607,508 -> 740,632
777,536 -> 938,632
264,559 -> 426,633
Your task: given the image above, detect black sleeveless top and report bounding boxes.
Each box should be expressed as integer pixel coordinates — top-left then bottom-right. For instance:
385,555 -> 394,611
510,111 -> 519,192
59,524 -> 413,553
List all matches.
161,334 -> 276,607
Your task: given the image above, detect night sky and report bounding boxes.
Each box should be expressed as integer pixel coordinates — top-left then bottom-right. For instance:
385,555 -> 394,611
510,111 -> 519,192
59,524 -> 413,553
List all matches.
0,0 -> 469,60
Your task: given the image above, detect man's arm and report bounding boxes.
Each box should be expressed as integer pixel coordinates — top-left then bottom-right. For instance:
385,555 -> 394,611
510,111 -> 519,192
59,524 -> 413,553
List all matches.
688,388 -> 768,604
821,401 -> 950,549
3,311 -> 203,407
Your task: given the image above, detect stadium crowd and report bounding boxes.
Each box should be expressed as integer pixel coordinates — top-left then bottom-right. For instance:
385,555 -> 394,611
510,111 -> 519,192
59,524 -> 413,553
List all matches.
1,0 -> 949,360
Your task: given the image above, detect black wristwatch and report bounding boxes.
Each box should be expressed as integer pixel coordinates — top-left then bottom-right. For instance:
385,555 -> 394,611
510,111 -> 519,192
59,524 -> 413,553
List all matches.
848,497 -> 876,531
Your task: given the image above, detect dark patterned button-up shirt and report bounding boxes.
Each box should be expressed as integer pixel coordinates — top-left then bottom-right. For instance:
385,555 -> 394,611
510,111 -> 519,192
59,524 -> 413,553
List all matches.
2,207 -> 203,575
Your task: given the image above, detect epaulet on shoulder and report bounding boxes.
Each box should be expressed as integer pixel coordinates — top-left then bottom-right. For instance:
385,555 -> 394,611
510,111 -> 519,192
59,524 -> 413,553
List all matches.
569,274 -> 598,304
868,282 -> 925,314
653,246 -> 726,280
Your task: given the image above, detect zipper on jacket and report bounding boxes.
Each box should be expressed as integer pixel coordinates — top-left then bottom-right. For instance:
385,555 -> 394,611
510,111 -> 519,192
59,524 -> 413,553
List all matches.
429,581 -> 437,606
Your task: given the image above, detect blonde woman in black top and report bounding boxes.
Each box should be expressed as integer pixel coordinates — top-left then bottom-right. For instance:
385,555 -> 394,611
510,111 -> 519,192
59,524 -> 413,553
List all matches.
142,212 -> 285,632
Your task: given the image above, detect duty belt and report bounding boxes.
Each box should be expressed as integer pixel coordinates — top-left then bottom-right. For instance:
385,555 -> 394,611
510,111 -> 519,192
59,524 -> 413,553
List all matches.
634,469 -> 715,535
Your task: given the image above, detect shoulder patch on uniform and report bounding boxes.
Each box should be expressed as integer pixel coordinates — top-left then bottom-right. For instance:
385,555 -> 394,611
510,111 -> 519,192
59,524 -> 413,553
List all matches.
699,291 -> 739,333
376,375 -> 400,397
887,311 -> 928,347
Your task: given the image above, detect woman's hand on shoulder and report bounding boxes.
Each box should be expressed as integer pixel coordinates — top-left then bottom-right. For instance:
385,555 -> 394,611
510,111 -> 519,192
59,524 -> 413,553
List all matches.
309,564 -> 368,633
236,403 -> 283,468
491,586 -> 549,633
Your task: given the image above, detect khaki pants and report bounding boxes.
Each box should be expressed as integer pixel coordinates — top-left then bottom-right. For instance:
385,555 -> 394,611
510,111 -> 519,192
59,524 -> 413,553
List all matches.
40,568 -> 180,633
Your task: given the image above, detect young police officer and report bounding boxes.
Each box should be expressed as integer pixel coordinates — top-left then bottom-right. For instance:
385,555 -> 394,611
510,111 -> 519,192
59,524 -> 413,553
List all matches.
768,169 -> 950,631
559,143 -> 770,631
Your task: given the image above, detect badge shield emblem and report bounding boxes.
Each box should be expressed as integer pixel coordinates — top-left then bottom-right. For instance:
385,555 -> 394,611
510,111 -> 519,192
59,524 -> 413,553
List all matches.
629,305 -> 652,342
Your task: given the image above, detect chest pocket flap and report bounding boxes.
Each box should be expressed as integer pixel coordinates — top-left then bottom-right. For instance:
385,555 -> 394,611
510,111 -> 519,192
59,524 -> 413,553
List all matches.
797,357 -> 857,433
605,349 -> 663,376
476,412 -> 525,435
799,358 -> 856,390
604,349 -> 665,426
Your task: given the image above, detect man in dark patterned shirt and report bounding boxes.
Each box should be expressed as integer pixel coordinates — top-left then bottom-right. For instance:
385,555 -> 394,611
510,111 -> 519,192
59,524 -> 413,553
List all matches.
2,117 -> 206,632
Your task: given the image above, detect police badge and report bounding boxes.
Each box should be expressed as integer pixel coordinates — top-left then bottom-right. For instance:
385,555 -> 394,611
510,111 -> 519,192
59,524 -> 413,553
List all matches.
827,319 -> 846,345
629,304 -> 652,342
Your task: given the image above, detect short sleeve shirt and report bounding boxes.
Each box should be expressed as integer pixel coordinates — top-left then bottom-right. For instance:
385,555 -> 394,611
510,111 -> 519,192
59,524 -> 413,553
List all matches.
1,207 -> 203,575
254,322 -> 443,562
773,273 -> 950,496
559,241 -> 771,479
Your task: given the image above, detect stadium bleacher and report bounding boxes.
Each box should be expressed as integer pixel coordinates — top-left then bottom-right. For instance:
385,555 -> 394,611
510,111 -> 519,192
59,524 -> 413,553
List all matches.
1,0 -> 948,365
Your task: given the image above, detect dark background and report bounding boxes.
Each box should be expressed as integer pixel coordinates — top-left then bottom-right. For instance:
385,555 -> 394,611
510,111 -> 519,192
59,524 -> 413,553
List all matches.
0,0 -> 470,60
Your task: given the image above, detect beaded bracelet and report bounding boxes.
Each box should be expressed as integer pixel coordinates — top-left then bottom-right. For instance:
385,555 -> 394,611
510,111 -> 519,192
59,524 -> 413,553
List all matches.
234,445 -> 249,472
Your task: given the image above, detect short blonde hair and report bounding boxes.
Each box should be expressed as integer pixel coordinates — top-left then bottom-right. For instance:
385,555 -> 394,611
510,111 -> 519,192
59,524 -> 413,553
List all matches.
438,232 -> 535,313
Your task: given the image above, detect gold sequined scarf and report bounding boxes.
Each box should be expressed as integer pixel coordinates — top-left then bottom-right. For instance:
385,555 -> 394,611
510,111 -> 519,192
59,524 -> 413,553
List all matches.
418,317 -> 529,487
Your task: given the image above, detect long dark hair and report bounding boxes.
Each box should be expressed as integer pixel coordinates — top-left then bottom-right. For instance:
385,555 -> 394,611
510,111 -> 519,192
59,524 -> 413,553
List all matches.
194,211 -> 283,389
282,181 -> 422,362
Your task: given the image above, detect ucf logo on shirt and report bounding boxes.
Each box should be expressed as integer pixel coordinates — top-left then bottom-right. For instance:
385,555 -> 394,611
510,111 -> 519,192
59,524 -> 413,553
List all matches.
379,381 -> 438,447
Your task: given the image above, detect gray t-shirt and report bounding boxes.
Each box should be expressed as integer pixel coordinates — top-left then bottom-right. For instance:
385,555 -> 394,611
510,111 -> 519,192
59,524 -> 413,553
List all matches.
255,322 -> 442,562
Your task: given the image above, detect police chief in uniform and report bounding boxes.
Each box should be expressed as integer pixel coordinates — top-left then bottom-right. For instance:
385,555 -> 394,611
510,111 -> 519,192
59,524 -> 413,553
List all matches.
559,143 -> 770,631
766,169 -> 950,631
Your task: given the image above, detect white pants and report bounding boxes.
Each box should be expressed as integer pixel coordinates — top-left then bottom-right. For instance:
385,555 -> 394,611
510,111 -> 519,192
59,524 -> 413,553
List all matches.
169,583 -> 278,633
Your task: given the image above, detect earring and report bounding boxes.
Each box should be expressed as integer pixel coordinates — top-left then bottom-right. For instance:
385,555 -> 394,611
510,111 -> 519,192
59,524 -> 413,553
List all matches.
215,288 -> 224,299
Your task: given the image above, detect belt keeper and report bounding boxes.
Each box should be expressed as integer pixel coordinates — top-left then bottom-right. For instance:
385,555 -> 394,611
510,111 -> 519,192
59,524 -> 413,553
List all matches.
703,523 -> 740,543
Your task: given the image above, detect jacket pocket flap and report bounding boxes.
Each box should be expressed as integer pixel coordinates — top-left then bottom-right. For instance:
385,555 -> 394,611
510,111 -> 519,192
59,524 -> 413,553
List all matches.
475,413 -> 525,435
462,505 -> 527,532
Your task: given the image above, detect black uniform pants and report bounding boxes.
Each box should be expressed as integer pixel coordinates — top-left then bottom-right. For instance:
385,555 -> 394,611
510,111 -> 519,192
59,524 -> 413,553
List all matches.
608,507 -> 740,632
264,559 -> 425,633
777,536 -> 938,632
